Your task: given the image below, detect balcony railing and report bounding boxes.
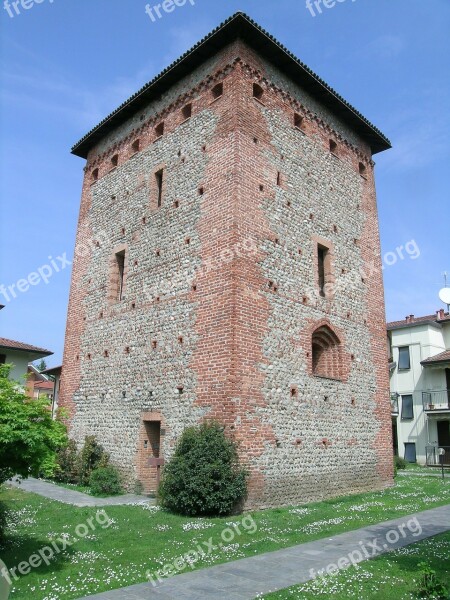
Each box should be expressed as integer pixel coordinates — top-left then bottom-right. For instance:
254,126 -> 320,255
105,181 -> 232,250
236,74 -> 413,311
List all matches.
426,445 -> 450,467
391,395 -> 399,415
422,390 -> 450,411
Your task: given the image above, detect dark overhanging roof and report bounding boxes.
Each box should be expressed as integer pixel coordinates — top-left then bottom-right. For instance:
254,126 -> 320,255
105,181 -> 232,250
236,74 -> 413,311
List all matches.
0,337 -> 53,357
72,12 -> 391,159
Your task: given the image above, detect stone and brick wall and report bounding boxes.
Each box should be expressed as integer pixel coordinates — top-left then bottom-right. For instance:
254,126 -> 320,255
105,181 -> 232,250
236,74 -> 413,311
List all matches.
60,38 -> 393,507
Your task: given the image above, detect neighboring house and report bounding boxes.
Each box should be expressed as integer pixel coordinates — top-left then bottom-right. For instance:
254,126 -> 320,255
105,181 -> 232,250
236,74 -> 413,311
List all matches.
60,13 -> 393,508
32,380 -> 54,400
26,363 -> 50,398
388,309 -> 450,467
42,365 -> 62,418
0,337 -> 53,383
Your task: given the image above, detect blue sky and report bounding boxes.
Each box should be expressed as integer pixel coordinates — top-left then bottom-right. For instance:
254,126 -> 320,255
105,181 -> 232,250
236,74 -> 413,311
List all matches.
0,0 -> 449,367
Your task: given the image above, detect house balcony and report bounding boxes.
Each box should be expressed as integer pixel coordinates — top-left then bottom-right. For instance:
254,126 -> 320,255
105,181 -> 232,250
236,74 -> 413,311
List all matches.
425,445 -> 450,467
422,390 -> 450,412
390,395 -> 399,415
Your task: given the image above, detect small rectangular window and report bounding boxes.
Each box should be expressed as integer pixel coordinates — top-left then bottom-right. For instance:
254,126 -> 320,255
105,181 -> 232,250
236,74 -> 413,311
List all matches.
401,395 -> 414,420
0,354 -> 6,365
155,169 -> 164,207
212,83 -> 223,99
294,113 -> 303,129
155,122 -> 164,138
132,139 -> 140,153
317,245 -> 328,297
116,251 -> 125,301
182,103 -> 192,120
329,139 -> 337,154
398,346 -> 411,370
253,83 -> 264,101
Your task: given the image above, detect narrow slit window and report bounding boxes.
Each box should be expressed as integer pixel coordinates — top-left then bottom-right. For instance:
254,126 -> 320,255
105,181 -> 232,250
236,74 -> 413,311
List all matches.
212,82 -> 223,99
294,113 -> 303,129
182,103 -> 192,120
277,172 -> 282,186
111,154 -> 119,168
92,168 -> 99,181
132,139 -> 140,153
329,139 -> 338,154
155,169 -> 164,207
253,83 -> 264,101
359,162 -> 366,176
155,122 -> 164,138
116,250 -> 125,301
317,245 -> 328,297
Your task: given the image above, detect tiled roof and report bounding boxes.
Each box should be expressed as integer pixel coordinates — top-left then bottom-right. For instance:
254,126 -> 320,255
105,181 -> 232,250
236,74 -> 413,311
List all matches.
421,350 -> 450,365
0,337 -> 53,356
387,314 -> 438,329
72,12 -> 391,158
387,312 -> 450,330
34,381 -> 55,390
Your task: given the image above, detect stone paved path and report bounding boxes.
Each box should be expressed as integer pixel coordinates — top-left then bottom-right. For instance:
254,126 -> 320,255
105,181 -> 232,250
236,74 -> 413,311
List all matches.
7,477 -> 154,507
75,503 -> 450,600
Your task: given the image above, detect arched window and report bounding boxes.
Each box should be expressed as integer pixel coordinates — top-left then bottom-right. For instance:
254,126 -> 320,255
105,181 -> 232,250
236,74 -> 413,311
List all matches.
311,325 -> 342,380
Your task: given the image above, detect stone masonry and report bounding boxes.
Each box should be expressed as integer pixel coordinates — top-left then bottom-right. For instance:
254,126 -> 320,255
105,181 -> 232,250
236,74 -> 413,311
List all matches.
59,13 -> 394,508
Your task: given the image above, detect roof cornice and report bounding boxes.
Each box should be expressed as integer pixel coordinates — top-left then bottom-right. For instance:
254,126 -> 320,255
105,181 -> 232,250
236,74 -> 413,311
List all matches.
72,12 -> 391,159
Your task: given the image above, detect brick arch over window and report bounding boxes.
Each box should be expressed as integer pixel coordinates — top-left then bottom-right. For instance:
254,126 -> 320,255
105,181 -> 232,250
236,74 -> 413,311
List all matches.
311,325 -> 342,379
297,318 -> 350,382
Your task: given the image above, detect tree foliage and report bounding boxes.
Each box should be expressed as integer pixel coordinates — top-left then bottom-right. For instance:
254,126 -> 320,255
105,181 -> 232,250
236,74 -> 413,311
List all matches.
0,364 -> 67,485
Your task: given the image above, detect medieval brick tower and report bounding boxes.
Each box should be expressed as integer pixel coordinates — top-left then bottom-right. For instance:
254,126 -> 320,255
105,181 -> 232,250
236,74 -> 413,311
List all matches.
60,13 -> 393,508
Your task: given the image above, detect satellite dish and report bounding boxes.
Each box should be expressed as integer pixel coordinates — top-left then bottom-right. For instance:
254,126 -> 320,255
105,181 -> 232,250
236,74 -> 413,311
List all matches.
439,287 -> 450,305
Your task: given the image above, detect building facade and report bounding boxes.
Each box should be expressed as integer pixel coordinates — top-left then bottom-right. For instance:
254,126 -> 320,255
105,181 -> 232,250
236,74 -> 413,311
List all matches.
60,13 -> 393,508
388,310 -> 450,467
0,337 -> 52,385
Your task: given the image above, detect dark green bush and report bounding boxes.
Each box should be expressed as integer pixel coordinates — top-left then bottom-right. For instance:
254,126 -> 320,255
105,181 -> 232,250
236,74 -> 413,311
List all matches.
55,439 -> 79,483
89,466 -> 123,496
415,562 -> 450,599
0,499 -> 8,543
395,455 -> 407,470
159,421 -> 248,516
77,436 -> 108,485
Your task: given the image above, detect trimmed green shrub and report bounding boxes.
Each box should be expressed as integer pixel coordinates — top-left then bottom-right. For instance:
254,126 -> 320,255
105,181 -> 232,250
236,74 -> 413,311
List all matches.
55,439 -> 79,483
89,466 -> 123,496
159,421 -> 248,516
395,455 -> 407,470
77,436 -> 108,485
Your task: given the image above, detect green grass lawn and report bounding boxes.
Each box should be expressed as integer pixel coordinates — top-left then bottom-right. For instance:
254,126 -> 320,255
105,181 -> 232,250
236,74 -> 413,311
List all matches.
260,531 -> 450,599
1,473 -> 449,600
